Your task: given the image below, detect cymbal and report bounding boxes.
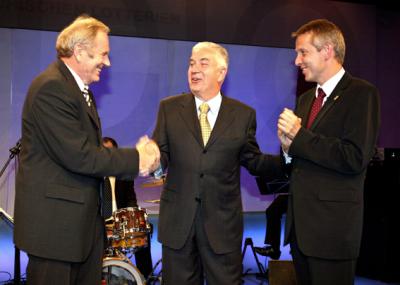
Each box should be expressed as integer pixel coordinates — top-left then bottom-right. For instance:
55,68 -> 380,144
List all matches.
144,199 -> 160,204
140,178 -> 164,188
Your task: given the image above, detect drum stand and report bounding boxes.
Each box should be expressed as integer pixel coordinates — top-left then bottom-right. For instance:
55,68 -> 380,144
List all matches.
241,237 -> 268,280
146,258 -> 162,285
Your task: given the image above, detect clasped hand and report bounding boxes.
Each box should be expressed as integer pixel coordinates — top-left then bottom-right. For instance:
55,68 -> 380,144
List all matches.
135,135 -> 160,177
277,108 -> 302,153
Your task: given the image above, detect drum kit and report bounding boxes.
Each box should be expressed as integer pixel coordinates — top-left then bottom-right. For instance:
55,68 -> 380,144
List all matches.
101,177 -> 164,285
102,207 -> 153,285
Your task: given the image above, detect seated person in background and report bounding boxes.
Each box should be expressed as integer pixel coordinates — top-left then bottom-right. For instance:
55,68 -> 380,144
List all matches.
254,194 -> 288,259
103,137 -> 153,278
254,176 -> 289,260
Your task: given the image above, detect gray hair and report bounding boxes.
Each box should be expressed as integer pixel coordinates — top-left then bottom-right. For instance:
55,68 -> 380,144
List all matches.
56,15 -> 110,58
192,42 -> 229,70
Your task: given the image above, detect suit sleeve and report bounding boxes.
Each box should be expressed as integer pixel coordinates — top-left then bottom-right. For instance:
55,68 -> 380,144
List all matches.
152,100 -> 169,170
240,109 -> 285,179
289,84 -> 380,175
31,79 -> 139,178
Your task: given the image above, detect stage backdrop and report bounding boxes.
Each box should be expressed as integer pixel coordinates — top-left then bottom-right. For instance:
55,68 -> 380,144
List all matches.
0,28 -> 297,215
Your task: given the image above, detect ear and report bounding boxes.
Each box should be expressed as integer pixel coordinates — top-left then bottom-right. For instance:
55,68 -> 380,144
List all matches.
323,43 -> 334,60
73,44 -> 85,63
218,67 -> 227,83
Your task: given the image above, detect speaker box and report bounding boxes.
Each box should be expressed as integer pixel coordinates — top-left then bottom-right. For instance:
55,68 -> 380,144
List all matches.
268,260 -> 297,285
356,157 -> 400,282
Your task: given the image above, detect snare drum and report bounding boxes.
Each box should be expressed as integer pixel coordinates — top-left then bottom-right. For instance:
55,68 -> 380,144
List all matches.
102,255 -> 145,285
110,207 -> 151,252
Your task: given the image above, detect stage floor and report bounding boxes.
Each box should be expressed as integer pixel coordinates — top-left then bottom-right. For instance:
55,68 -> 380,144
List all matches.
1,212 -> 399,284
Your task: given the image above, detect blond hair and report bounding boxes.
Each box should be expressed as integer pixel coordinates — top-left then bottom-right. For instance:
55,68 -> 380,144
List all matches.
292,19 -> 345,64
56,15 -> 110,58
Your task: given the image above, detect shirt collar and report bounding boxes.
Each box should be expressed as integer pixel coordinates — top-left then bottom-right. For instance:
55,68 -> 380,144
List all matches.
194,92 -> 222,115
64,63 -> 87,92
317,67 -> 345,97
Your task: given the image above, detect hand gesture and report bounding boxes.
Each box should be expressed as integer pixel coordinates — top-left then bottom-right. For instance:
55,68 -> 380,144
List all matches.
278,108 -> 302,140
277,128 -> 292,154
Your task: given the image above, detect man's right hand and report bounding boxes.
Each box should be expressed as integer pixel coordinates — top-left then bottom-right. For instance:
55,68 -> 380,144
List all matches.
136,135 -> 160,176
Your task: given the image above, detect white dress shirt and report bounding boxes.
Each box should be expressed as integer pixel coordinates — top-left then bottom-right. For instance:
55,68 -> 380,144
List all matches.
65,63 -> 88,92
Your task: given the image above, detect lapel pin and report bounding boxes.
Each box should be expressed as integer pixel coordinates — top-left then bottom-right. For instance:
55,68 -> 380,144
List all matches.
334,95 -> 339,101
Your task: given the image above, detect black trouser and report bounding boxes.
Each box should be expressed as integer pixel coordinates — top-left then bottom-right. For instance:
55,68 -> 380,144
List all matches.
161,206 -> 242,285
290,228 -> 356,285
135,230 -> 153,278
264,194 -> 288,250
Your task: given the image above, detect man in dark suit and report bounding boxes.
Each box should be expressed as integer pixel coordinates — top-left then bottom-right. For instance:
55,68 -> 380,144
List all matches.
152,42 -> 280,285
277,19 -> 380,285
102,137 -> 153,279
13,15 -> 159,285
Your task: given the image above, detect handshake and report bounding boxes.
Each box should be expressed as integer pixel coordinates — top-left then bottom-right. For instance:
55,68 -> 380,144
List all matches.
135,135 -> 160,177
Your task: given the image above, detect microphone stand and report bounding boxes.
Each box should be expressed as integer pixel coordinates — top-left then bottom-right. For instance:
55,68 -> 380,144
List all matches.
0,139 -> 21,178
0,139 -> 22,285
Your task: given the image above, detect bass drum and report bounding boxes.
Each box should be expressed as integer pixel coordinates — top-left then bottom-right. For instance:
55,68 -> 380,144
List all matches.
102,256 -> 145,285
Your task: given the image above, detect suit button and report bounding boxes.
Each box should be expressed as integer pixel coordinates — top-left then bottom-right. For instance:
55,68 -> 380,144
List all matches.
200,173 -> 204,178
203,150 -> 207,154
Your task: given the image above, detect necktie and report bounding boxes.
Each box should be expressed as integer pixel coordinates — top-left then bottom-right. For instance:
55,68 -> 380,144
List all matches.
306,87 -> 326,129
103,177 -> 113,218
199,102 -> 211,146
82,86 -> 92,107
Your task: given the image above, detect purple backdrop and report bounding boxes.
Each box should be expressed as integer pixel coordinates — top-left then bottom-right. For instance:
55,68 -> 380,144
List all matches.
0,28 -> 297,216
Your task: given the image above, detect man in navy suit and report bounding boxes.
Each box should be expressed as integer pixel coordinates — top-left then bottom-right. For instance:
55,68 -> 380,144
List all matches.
278,19 -> 380,285
152,42 -> 280,285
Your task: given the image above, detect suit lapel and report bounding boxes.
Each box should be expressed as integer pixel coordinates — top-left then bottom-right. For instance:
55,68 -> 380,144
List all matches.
297,89 -> 316,127
178,94 -> 235,149
205,96 -> 235,148
309,72 -> 352,130
178,94 -> 203,147
57,60 -> 101,132
87,89 -> 101,131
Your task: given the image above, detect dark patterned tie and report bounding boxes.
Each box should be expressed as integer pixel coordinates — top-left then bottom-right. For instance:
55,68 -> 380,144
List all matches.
306,87 -> 326,129
82,86 -> 92,107
103,177 -> 113,218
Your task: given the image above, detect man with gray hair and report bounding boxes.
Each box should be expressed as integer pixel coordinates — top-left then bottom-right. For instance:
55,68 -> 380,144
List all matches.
152,41 -> 280,284
14,15 -> 159,285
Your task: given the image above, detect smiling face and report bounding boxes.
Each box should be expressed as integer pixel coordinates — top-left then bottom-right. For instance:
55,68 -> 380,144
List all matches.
294,32 -> 328,85
188,47 -> 227,101
75,31 -> 110,85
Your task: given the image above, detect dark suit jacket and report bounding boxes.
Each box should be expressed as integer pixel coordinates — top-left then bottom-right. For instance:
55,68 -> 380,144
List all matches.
152,93 -> 280,254
14,60 -> 139,262
284,72 -> 380,260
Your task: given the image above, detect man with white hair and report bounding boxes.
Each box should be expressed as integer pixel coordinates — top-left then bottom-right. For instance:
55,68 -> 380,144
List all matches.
152,42 -> 280,284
